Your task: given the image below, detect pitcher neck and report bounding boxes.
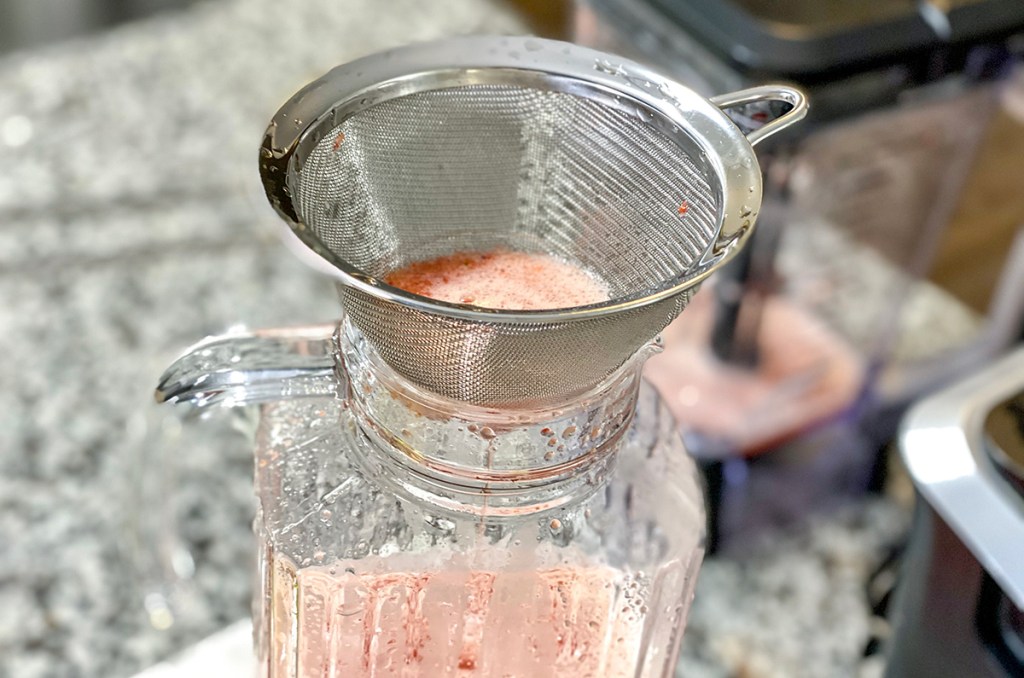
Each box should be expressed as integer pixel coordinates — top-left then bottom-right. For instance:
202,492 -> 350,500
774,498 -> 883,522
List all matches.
337,320 -> 647,517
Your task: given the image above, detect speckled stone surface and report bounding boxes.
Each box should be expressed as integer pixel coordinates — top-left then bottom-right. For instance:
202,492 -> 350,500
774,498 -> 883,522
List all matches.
0,1 -> 518,676
1,2 -> 921,677
678,500 -> 908,678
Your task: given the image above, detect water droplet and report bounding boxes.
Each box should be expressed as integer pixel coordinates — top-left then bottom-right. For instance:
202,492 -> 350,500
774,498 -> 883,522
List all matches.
524,39 -> 543,52
593,58 -> 626,76
549,518 -> 562,532
544,451 -> 555,461
320,509 -> 332,522
540,427 -> 554,437
479,426 -> 496,439
561,425 -> 577,439
656,82 -> 682,107
424,514 -> 455,532
338,585 -> 367,616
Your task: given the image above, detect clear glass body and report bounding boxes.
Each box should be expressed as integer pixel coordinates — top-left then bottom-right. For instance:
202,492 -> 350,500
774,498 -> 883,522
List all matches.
254,322 -> 706,677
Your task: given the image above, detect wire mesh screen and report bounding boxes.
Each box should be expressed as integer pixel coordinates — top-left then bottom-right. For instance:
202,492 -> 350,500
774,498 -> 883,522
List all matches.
295,85 -> 719,292
289,83 -> 723,404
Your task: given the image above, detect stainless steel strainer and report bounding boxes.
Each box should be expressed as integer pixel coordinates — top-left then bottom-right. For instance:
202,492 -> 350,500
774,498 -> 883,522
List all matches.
259,36 -> 807,406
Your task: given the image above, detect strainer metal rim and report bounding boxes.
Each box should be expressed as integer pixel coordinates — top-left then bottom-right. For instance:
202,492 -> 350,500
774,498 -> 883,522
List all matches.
261,36 -> 805,324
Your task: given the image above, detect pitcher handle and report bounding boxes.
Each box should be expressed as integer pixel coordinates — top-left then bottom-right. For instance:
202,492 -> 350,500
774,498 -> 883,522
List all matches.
155,323 -> 342,408
710,85 -> 809,147
137,323 -> 342,629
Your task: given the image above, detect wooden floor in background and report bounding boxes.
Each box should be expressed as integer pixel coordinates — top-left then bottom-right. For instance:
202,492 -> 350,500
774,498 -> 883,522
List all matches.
928,107 -> 1024,314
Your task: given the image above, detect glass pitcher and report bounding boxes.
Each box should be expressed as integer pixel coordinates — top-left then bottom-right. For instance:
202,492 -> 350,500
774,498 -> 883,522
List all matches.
159,318 -> 703,676
155,36 -> 806,677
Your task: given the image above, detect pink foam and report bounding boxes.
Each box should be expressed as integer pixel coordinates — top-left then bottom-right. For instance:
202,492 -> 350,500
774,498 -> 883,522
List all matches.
385,251 -> 609,310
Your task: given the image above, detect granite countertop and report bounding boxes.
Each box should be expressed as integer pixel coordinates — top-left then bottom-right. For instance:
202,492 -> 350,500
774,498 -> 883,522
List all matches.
0,1 -> 916,676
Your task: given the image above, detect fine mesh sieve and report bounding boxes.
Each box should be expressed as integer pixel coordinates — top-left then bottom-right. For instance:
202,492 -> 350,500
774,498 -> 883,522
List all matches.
260,37 -> 806,406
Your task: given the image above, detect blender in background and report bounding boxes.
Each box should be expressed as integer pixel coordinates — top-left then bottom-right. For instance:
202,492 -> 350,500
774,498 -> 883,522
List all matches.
576,0 -> 1024,551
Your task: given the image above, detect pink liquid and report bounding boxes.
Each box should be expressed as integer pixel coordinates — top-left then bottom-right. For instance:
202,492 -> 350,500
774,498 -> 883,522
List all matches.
384,250 -> 608,310
264,254 -> 642,676
270,555 -> 647,677
644,288 -> 863,454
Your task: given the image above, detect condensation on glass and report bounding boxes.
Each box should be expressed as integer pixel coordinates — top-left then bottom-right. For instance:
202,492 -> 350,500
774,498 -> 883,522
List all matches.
252,321 -> 705,678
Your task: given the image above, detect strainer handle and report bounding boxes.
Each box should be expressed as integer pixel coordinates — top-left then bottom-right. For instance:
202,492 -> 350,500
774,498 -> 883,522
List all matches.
709,85 -> 809,147
155,324 -> 342,408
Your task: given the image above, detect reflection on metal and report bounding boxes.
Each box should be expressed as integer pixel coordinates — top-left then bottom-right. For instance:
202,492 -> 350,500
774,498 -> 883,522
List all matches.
900,348 -> 1024,611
